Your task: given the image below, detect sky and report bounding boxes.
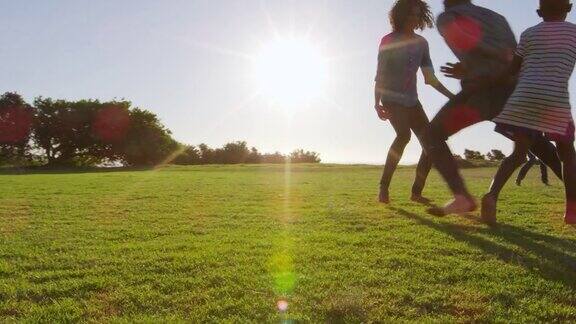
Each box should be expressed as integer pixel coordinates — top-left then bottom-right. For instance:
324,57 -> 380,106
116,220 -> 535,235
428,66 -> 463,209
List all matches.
0,0 -> 574,164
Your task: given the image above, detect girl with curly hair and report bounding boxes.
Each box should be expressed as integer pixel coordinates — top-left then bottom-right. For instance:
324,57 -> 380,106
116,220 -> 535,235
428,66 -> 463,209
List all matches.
375,0 -> 453,204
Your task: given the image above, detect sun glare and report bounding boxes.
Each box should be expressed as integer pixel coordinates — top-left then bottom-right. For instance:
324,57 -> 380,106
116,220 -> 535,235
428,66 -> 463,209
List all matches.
254,38 -> 329,106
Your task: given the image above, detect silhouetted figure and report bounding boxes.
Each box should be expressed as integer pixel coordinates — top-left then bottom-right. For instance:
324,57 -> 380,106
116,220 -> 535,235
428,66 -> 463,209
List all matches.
374,0 -> 454,204
516,152 -> 549,186
424,0 -> 563,217
483,0 -> 576,225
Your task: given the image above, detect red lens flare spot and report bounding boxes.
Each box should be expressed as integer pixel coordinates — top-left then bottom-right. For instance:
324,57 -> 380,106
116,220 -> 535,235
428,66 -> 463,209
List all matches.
547,121 -> 575,142
93,106 -> 130,142
0,106 -> 33,143
277,300 -> 289,312
443,105 -> 482,135
443,16 -> 483,53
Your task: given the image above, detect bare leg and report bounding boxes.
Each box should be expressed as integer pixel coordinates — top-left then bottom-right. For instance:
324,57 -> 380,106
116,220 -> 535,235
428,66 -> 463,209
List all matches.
488,141 -> 531,199
515,158 -> 534,186
379,112 -> 411,204
482,139 -> 531,225
556,142 -> 576,224
540,161 -> 549,185
411,150 -> 432,202
410,104 -> 433,202
425,92 -> 478,215
530,136 -> 563,181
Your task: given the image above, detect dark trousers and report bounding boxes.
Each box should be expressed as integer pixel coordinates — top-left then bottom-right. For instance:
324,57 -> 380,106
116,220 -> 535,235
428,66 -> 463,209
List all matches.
380,103 -> 432,196
517,153 -> 549,185
425,82 -> 562,196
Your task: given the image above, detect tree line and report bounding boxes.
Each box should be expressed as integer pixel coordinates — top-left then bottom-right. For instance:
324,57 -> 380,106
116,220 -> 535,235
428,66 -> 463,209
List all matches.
461,149 -> 506,162
173,143 -> 320,165
452,149 -> 506,168
0,92 -> 320,167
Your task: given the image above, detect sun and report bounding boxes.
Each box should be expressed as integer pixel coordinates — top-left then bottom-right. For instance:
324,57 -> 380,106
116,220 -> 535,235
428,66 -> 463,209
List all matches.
254,37 -> 329,106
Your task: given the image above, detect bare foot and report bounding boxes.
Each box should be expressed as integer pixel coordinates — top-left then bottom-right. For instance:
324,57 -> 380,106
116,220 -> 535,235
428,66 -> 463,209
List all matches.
427,195 -> 477,216
378,189 -> 390,204
481,194 -> 497,226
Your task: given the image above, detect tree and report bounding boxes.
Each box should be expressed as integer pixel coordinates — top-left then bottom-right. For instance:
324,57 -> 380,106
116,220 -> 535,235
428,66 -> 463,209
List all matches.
464,149 -> 485,161
173,145 -> 202,165
289,149 -> 321,163
261,152 -> 287,164
198,143 -> 214,164
118,108 -> 179,167
246,147 -> 261,164
486,149 -> 506,161
0,92 -> 34,165
220,141 -> 251,164
33,98 -> 97,166
33,98 -> 131,166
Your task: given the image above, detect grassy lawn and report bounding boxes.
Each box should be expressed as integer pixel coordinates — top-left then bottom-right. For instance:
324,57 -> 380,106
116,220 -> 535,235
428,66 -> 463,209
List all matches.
0,164 -> 575,322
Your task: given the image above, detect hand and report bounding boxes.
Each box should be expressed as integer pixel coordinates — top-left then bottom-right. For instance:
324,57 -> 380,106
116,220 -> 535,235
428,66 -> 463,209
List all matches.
374,104 -> 390,121
440,62 -> 466,80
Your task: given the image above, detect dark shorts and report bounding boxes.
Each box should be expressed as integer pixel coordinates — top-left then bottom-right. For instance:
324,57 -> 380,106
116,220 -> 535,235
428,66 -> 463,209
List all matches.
383,101 -> 430,135
429,81 -> 516,141
495,122 -> 576,144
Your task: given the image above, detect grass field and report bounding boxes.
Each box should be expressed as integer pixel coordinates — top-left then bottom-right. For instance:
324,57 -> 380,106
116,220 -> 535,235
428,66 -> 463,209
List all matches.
0,164 -> 575,322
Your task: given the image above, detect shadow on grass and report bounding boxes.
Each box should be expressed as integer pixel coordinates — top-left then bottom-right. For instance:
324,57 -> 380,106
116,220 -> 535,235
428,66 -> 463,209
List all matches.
391,207 -> 576,289
0,166 -> 153,175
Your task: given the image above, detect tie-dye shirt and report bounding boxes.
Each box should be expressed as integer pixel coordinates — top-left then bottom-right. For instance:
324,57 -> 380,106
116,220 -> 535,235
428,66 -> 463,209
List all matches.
375,32 -> 434,108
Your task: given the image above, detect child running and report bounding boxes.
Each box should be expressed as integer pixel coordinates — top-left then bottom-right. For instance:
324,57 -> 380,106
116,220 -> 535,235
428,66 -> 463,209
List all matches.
483,0 -> 576,225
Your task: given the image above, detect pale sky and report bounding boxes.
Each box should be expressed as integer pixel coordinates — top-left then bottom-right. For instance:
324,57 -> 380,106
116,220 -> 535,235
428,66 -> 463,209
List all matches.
1,0 -> 574,164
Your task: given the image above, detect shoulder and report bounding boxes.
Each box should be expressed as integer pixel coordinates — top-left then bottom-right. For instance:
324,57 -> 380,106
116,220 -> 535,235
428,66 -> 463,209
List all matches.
380,33 -> 396,47
521,22 -> 576,38
436,11 -> 455,29
415,35 -> 429,47
475,5 -> 504,19
520,25 -> 539,38
558,21 -> 576,32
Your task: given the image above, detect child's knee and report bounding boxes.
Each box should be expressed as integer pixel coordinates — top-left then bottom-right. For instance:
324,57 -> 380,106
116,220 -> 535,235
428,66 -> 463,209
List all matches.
508,151 -> 528,166
394,132 -> 411,146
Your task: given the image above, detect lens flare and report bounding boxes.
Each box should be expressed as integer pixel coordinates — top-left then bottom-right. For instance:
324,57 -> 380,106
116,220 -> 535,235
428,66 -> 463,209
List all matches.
442,105 -> 482,135
442,16 -> 482,53
254,37 -> 329,106
93,106 -> 131,143
0,106 -> 33,143
277,300 -> 289,312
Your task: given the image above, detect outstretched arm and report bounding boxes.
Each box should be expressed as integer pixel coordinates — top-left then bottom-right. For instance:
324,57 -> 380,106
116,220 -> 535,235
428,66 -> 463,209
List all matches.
419,39 -> 454,98
440,54 -> 521,85
422,67 -> 454,99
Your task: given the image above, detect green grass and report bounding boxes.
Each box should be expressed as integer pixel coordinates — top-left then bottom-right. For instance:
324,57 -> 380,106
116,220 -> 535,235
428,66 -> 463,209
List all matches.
0,164 -> 575,322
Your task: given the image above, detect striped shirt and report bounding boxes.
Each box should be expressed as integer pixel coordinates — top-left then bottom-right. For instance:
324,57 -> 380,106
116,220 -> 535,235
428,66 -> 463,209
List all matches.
437,3 -> 517,83
493,21 -> 576,136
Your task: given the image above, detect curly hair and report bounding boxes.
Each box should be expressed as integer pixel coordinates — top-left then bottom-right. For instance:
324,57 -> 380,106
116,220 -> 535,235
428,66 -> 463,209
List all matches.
389,0 -> 434,32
